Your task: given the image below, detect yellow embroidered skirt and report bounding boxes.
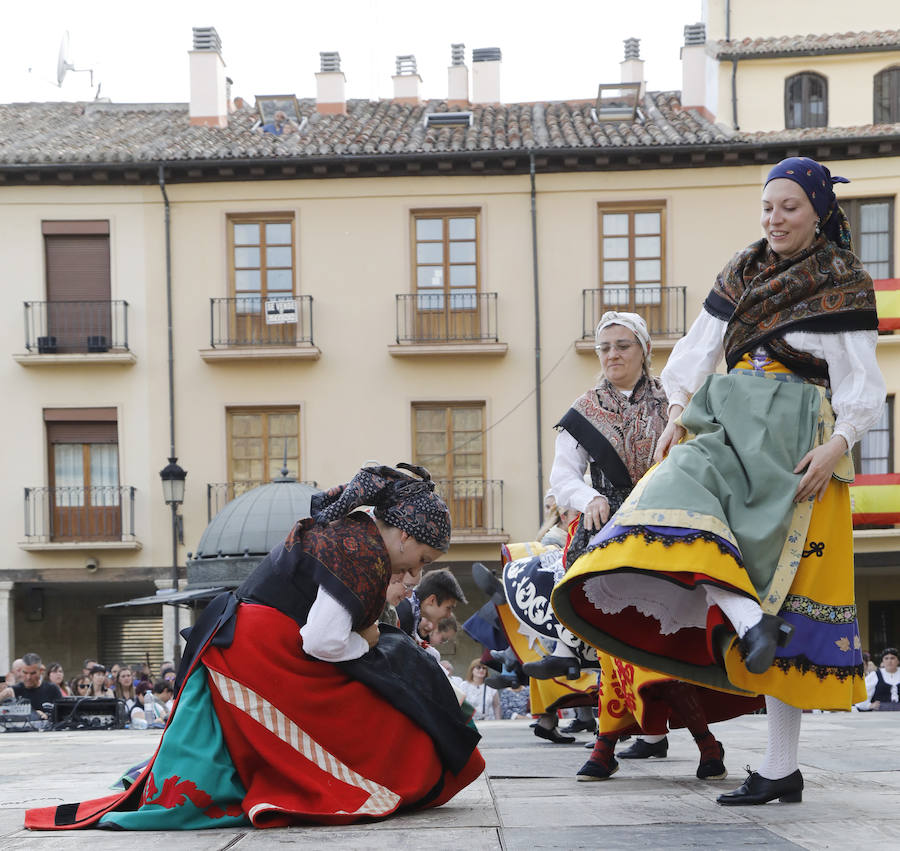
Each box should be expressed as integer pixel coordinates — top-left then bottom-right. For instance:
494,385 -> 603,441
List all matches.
552,360 -> 866,711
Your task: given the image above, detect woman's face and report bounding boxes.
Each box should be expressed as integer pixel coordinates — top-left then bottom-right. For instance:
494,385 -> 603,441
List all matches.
386,572 -> 416,606
761,179 -> 818,259
882,653 -> 899,673
48,667 -> 64,684
386,529 -> 442,577
471,663 -> 487,682
596,324 -> 644,391
118,668 -> 133,686
74,678 -> 91,694
91,670 -> 106,686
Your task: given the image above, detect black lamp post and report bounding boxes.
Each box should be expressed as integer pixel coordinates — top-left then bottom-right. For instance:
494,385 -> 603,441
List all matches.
159,457 -> 187,661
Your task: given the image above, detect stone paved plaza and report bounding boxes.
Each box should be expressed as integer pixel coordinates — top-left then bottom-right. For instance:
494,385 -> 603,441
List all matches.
2,712 -> 898,849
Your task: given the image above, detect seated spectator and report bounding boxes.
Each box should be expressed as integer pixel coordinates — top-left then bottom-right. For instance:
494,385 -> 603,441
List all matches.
114,667 -> 139,712
81,658 -> 98,678
6,658 -> 25,685
499,680 -> 530,719
858,647 -> 900,711
459,659 -> 501,721
70,676 -> 91,697
440,659 -> 465,690
145,680 -> 175,725
396,567 -> 467,642
159,661 -> 176,682
46,662 -> 72,696
0,652 -> 62,717
86,665 -> 113,697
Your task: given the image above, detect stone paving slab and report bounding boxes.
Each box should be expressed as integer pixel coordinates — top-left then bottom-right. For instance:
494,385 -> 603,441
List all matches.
1,713 -> 898,849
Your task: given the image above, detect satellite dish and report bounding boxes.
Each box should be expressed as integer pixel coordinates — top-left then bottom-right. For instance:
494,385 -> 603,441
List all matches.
56,31 -> 94,88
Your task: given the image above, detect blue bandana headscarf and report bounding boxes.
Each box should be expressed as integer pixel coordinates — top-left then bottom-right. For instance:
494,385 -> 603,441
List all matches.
765,157 -> 851,248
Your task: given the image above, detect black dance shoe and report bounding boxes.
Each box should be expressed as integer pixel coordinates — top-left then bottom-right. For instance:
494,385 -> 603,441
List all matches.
696,741 -> 728,781
533,724 -> 576,744
576,756 -> 619,781
716,769 -> 803,805
522,656 -> 581,680
484,673 -> 518,690
617,736 -> 668,759
561,718 -> 598,734
472,562 -> 505,605
738,614 -> 795,675
490,647 -> 519,668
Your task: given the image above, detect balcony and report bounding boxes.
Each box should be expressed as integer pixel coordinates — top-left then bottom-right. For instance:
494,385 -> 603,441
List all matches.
433,478 -> 507,543
207,480 -> 319,522
21,486 -> 140,550
389,292 -> 507,357
15,300 -> 134,366
577,286 -> 687,354
201,296 -> 320,362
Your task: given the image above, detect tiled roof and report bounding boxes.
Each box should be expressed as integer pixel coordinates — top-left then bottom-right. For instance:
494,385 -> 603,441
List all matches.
739,122 -> 900,144
714,29 -> 900,58
0,93 -> 731,166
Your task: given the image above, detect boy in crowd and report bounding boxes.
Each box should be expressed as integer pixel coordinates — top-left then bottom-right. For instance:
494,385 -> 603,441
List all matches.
396,567 -> 467,642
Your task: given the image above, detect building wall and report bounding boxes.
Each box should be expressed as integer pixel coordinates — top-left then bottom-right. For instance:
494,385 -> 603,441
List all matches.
2,156 -> 899,668
715,50 -> 900,132
703,0 -> 897,42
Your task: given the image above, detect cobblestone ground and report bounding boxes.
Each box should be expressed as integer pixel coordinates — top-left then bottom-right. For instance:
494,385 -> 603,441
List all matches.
2,712 -> 898,849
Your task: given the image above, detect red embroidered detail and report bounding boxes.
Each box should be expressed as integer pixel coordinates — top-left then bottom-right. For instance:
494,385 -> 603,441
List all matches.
145,775 -> 214,811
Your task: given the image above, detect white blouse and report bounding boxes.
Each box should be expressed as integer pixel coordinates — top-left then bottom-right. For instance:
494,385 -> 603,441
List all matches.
855,667 -> 900,710
661,310 -> 886,449
299,588 -> 371,662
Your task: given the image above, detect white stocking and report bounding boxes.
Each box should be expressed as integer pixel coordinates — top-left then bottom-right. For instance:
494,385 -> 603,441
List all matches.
704,585 -> 763,638
550,642 -> 577,659
639,733 -> 666,744
758,696 -> 802,780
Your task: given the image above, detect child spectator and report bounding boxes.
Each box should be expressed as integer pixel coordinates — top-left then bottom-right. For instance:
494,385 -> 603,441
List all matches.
396,567 -> 467,641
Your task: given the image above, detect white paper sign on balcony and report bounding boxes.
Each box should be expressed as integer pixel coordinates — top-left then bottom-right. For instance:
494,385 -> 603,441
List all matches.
265,299 -> 298,324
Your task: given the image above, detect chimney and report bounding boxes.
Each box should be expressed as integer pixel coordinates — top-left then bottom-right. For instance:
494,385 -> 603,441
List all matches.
189,27 -> 228,127
316,51 -> 346,115
392,55 -> 422,104
448,43 -> 468,107
471,47 -> 501,104
681,23 -> 713,118
620,37 -> 645,95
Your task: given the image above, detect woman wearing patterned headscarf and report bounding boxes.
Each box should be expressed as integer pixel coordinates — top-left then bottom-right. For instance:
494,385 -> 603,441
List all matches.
553,158 -> 885,805
26,464 -> 483,833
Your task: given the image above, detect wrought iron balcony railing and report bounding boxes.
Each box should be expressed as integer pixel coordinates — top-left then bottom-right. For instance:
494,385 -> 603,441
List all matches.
24,300 -> 129,353
395,292 -> 499,344
581,286 -> 687,340
207,480 -> 319,522
432,478 -> 504,535
209,296 -> 314,347
24,486 -> 137,543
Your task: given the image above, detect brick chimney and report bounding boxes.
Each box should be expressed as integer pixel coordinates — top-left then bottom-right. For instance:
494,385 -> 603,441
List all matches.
392,55 -> 422,104
316,51 -> 346,115
471,47 -> 501,104
620,37 -> 645,96
447,43 -> 468,107
189,27 -> 228,127
681,23 -> 714,119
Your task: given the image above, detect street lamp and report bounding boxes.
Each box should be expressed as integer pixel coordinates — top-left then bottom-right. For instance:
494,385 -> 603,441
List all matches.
159,457 -> 187,662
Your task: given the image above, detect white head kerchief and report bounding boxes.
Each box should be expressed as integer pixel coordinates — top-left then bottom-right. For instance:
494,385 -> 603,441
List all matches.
594,311 -> 651,361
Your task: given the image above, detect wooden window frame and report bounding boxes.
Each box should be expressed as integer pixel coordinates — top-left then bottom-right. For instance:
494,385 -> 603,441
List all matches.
784,72 -> 828,129
874,66 -> 900,124
841,197 -> 895,280
226,405 -> 301,485
410,208 -> 482,297
410,401 -> 486,480
226,212 -> 297,300
853,396 -> 894,475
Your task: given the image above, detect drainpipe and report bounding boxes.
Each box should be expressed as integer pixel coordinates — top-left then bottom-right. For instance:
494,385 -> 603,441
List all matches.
731,58 -> 740,130
158,164 -> 180,655
529,152 -> 544,528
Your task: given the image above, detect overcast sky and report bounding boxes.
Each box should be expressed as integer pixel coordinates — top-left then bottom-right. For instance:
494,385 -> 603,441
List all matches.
1,0 -> 702,106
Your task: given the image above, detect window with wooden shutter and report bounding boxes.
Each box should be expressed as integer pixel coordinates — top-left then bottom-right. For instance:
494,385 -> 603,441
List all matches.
227,407 -> 300,496
784,73 -> 828,129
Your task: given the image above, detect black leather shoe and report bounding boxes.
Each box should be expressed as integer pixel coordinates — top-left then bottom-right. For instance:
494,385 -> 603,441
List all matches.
576,756 -> 619,781
716,769 -> 803,805
561,718 -> 597,734
738,614 -> 794,674
490,647 -> 519,668
533,724 -> 576,744
522,656 -> 580,680
472,562 -> 505,605
617,737 -> 668,759
696,741 -> 728,780
484,673 -> 518,690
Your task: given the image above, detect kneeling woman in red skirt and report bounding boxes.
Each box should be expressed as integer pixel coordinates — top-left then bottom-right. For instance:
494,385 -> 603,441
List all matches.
26,464 -> 484,831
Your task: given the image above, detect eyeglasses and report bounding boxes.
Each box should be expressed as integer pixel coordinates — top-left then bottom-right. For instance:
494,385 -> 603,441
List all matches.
77,683 -> 90,690
595,341 -> 637,354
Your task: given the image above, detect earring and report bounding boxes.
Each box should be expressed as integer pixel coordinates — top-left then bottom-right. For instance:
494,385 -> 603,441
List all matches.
815,220 -> 821,236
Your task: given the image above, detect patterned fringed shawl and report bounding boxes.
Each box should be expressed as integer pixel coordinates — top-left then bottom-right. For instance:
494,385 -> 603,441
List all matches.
703,235 -> 878,384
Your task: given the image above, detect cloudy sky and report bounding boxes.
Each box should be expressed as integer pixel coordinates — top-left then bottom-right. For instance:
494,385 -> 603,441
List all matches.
1,0 -> 701,106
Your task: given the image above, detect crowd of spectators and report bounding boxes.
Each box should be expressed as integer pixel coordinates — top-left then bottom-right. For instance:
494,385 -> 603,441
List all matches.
1,652 -> 179,729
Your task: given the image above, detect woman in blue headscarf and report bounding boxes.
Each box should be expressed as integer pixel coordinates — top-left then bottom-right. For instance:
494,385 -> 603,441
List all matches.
553,158 -> 885,805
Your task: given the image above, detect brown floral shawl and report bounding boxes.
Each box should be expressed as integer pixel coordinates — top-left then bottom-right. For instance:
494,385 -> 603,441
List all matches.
704,235 -> 878,384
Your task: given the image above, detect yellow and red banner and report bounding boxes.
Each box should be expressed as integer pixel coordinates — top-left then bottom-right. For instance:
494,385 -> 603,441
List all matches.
850,473 -> 900,526
875,279 -> 900,331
